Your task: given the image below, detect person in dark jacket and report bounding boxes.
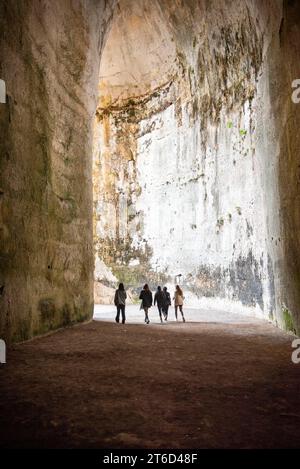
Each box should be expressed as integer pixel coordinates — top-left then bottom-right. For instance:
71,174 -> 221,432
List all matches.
139,284 -> 153,324
154,286 -> 165,323
114,283 -> 127,324
162,286 -> 171,320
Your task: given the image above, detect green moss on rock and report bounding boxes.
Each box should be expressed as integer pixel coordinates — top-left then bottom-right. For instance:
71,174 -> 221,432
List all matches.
282,306 -> 296,334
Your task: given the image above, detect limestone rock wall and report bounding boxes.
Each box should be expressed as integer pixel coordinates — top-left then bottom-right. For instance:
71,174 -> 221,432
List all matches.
273,0 -> 300,334
94,0 -> 300,333
0,0 -> 115,341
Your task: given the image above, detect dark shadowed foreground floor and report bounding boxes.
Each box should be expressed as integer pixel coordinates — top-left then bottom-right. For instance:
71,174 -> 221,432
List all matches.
0,310 -> 300,448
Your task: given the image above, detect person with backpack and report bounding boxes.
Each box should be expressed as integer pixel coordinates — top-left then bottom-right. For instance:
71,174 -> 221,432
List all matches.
139,284 -> 153,324
162,286 -> 171,320
154,286 -> 165,323
114,283 -> 127,324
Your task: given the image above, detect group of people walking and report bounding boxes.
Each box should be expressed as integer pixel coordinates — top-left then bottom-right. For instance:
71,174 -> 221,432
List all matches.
114,283 -> 185,325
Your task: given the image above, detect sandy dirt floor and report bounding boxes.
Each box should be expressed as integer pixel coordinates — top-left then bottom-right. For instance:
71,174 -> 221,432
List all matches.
0,306 -> 300,448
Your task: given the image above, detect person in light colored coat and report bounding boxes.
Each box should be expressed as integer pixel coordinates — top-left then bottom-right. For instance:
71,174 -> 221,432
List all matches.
173,285 -> 185,322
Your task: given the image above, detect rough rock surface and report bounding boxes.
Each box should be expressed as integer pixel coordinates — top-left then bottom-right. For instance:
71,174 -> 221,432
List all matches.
94,281 -> 115,305
0,0 -> 115,341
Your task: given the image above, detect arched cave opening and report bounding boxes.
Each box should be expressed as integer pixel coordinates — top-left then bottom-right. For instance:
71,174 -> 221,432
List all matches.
0,0 -> 299,341
92,0 -> 298,330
